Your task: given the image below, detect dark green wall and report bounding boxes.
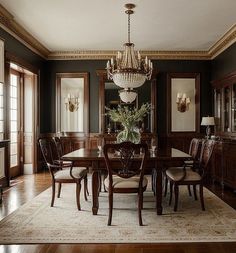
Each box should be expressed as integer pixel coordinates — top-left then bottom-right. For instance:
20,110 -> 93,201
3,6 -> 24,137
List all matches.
155,60 -> 212,134
0,26 -> 214,135
45,60 -> 106,133
211,43 -> 236,81
0,27 -> 47,132
45,59 -> 212,134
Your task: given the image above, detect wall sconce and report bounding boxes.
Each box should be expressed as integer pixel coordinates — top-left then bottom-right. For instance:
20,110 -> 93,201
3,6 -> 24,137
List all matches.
65,94 -> 79,112
201,116 -> 215,139
176,93 -> 191,112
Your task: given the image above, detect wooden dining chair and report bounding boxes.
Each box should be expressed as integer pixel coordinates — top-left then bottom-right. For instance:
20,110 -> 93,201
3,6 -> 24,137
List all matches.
53,136 -> 89,199
164,138 -> 202,197
103,141 -> 148,226
39,138 -> 88,210
166,139 -> 215,211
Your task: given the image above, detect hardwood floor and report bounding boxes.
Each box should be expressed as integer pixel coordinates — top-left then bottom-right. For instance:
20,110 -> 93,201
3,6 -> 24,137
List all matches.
0,172 -> 235,253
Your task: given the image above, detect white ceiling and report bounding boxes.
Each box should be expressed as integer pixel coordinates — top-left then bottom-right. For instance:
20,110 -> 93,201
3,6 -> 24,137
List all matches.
0,0 -> 236,52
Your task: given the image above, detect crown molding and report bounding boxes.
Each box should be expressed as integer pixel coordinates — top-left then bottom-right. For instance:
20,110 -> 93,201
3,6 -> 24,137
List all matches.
208,24 -> 236,59
0,3 -> 235,61
47,50 -> 210,60
0,4 -> 49,59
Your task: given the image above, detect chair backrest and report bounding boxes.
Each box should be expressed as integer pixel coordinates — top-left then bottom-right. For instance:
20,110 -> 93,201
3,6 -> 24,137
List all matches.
103,141 -> 148,183
53,136 -> 64,157
39,138 -> 56,167
189,138 -> 201,160
199,139 -> 215,174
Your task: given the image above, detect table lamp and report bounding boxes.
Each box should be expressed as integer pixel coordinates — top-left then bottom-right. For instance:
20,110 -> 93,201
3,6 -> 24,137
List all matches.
201,116 -> 215,139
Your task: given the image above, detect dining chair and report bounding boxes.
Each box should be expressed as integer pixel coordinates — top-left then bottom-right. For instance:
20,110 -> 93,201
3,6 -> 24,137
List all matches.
53,136 -> 89,199
166,139 -> 215,211
39,138 -> 88,210
103,141 -> 148,226
164,138 -> 202,198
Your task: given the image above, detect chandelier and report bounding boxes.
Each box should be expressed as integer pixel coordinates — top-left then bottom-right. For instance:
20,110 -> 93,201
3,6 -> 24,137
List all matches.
119,88 -> 137,104
106,3 -> 153,92
65,94 -> 79,112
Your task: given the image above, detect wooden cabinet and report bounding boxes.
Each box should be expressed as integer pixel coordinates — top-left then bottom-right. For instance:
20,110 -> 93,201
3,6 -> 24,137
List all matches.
211,141 -> 223,184
222,141 -> 236,190
212,71 -> 236,137
211,71 -> 236,190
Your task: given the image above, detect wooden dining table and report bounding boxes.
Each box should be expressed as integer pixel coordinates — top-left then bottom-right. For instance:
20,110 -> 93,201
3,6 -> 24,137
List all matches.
62,147 -> 191,215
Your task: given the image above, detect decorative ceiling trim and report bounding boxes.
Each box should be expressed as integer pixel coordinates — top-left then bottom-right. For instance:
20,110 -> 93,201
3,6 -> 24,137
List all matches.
0,4 -> 49,59
47,50 -> 210,60
0,4 -> 235,61
208,24 -> 236,59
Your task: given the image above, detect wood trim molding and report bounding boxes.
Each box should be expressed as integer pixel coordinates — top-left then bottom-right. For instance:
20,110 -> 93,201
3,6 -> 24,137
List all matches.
48,50 -> 210,60
0,4 -> 235,60
0,4 -> 50,59
167,72 -> 200,136
55,72 -> 90,135
208,24 -> 236,59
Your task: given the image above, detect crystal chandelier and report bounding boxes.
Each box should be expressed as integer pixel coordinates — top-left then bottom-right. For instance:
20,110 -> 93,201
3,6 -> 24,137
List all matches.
119,88 -> 137,103
106,3 -> 153,90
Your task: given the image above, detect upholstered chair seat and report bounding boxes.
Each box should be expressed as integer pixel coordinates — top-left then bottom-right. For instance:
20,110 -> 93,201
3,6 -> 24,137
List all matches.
54,167 -> 87,180
104,175 -> 148,189
166,167 -> 201,182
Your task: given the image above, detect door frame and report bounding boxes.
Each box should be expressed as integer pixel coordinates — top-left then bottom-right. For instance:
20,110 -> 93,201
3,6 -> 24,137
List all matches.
5,52 -> 40,175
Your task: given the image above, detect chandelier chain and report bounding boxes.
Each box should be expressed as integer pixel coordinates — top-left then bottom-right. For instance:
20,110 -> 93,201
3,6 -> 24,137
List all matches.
128,12 -> 130,43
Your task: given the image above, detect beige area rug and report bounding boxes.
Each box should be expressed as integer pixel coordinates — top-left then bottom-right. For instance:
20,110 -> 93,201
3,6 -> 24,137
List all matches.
0,182 -> 236,244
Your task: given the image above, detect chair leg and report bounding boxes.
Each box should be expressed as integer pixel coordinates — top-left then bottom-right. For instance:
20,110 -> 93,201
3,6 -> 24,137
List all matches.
193,185 -> 198,200
164,176 -> 168,197
199,184 -> 205,211
51,181 -> 56,207
169,181 -> 173,206
152,169 -> 156,196
76,181 -> 81,211
86,168 -> 89,196
84,175 -> 88,201
108,191 -> 113,226
138,191 -> 143,226
103,172 -> 108,192
57,183 -> 62,198
174,184 -> 179,212
187,185 -> 192,196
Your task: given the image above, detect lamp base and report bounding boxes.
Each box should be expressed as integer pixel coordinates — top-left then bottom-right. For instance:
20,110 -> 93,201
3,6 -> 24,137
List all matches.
206,126 -> 211,139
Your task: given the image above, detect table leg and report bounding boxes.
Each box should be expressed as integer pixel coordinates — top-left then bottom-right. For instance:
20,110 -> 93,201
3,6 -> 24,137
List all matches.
156,167 -> 163,215
92,165 -> 99,215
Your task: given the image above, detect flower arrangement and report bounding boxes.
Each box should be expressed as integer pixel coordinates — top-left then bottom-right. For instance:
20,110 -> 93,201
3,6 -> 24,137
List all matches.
106,103 -> 151,143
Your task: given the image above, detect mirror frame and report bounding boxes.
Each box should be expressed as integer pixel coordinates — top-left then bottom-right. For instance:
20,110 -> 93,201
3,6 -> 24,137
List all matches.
96,69 -> 157,134
56,72 -> 89,134
167,72 -> 200,135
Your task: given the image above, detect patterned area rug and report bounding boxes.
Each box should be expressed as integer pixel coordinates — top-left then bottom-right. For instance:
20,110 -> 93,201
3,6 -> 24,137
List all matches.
0,182 -> 236,244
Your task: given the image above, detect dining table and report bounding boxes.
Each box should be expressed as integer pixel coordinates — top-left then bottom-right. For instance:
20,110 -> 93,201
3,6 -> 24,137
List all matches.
62,147 -> 191,215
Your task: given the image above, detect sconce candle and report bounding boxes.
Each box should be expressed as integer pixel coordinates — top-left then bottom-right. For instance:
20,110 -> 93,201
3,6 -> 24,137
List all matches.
65,94 -> 79,112
176,93 -> 191,112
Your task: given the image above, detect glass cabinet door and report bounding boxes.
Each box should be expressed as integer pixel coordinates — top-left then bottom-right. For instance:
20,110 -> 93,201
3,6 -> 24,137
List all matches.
214,89 -> 221,132
232,83 -> 236,132
223,86 -> 231,132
